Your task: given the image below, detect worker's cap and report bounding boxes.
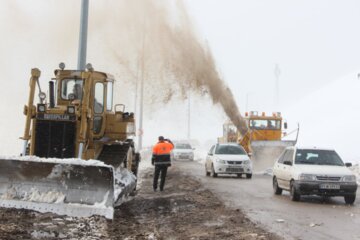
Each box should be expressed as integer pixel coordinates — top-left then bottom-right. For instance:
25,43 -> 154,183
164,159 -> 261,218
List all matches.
158,136 -> 165,141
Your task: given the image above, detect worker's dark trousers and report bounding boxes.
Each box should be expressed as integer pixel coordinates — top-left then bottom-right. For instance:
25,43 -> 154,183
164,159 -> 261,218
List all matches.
153,165 -> 168,191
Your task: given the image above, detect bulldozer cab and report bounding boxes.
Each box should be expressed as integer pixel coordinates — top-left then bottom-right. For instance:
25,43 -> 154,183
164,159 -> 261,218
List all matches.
22,65 -> 135,160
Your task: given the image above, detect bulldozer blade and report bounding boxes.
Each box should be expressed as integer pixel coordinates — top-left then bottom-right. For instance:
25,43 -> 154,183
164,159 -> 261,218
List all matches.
251,140 -> 296,173
0,157 -> 115,219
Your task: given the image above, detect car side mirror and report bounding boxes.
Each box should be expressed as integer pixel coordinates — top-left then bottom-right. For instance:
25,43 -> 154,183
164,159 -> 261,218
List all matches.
283,160 -> 292,166
248,152 -> 253,158
345,163 -> 352,167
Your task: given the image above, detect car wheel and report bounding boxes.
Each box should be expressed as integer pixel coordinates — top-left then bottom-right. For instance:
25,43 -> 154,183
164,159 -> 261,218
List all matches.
237,174 -> 242,178
246,174 -> 252,179
290,181 -> 300,201
211,164 -> 218,178
344,195 -> 356,205
273,177 -> 282,195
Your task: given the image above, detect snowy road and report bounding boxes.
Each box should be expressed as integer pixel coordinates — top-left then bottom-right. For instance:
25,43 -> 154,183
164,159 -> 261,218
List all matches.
175,160 -> 360,240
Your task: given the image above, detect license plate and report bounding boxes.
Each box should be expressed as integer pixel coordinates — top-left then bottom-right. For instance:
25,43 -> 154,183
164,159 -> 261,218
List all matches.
226,168 -> 244,172
320,184 -> 340,189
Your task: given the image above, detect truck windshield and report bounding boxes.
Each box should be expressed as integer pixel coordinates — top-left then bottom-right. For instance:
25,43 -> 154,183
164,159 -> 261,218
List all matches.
295,149 -> 344,166
249,119 -> 281,130
215,145 -> 247,155
61,79 -> 84,100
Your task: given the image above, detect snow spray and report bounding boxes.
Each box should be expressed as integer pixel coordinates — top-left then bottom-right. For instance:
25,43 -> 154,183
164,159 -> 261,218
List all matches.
103,0 -> 248,135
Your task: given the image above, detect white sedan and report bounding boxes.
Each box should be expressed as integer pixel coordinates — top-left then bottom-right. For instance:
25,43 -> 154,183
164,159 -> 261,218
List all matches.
205,143 -> 252,178
272,146 -> 357,204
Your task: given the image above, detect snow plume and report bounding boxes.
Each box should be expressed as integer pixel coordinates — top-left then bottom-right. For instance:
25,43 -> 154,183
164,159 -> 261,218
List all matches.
100,0 -> 247,134
0,0 -> 246,155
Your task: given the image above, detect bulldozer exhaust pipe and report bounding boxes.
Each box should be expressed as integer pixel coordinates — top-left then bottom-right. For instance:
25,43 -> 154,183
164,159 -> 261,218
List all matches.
49,81 -> 55,108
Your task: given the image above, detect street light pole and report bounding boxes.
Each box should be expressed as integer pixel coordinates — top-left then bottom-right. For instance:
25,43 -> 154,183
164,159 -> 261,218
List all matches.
187,89 -> 191,141
274,64 -> 281,109
77,0 -> 89,158
137,15 -> 146,151
77,0 -> 89,71
245,92 -> 252,112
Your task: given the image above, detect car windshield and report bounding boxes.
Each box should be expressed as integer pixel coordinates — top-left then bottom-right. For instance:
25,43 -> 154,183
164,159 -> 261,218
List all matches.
215,145 -> 247,155
295,149 -> 344,166
175,143 -> 192,149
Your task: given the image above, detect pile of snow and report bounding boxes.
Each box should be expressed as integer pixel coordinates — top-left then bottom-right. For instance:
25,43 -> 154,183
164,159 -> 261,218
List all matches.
0,155 -> 109,167
113,167 -> 137,206
283,72 -> 360,164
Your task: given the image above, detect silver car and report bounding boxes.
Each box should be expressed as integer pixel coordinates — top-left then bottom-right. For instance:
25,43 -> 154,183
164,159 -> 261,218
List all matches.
205,143 -> 252,178
171,143 -> 194,161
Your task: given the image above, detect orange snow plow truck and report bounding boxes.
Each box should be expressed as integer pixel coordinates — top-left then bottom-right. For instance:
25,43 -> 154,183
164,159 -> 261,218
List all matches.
0,64 -> 140,219
220,111 -> 299,172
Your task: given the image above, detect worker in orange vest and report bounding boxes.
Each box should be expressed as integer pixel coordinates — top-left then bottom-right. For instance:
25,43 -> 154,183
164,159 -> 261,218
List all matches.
152,136 -> 174,191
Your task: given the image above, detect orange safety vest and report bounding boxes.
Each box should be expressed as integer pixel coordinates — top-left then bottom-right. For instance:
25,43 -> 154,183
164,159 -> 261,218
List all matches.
153,141 -> 174,155
152,141 -> 174,166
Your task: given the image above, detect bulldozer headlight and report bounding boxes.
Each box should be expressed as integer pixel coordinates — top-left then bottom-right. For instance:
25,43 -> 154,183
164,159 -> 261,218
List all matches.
67,106 -> 75,114
39,92 -> 46,101
37,104 -> 46,113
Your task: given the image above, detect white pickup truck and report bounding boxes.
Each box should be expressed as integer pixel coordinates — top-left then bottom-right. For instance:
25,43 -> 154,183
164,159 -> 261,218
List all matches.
272,146 -> 357,204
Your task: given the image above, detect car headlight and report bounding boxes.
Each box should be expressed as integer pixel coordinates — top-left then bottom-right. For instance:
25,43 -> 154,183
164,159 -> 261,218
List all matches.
342,175 -> 356,182
243,160 -> 250,165
216,159 -> 226,164
299,174 -> 317,181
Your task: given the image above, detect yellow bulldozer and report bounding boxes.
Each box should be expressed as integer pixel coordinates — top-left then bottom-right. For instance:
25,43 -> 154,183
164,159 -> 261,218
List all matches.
0,64 -> 140,219
220,111 -> 299,172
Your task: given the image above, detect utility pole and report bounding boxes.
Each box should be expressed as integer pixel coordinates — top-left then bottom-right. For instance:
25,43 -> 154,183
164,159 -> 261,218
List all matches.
137,14 -> 146,151
77,0 -> 89,158
274,64 -> 281,109
245,92 -> 252,113
187,89 -> 191,141
77,0 -> 89,71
